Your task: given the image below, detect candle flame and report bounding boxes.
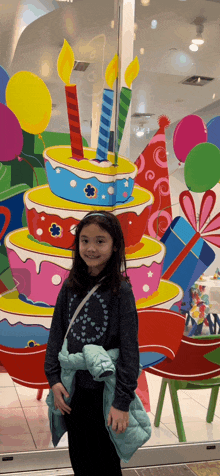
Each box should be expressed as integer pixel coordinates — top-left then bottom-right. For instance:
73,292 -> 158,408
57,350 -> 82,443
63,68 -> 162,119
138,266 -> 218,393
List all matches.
57,39 -> 75,85
105,54 -> 118,89
124,56 -> 140,88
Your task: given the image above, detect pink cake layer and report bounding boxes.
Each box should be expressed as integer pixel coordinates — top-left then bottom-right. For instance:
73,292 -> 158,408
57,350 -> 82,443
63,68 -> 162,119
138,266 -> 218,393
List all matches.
6,230 -> 165,306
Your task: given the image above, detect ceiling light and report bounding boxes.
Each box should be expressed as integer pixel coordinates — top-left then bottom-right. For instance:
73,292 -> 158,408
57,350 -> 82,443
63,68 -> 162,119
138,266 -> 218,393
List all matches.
140,48 -> 145,54
136,129 -> 145,138
111,20 -> 114,29
192,20 -> 205,45
141,0 -> 150,5
151,19 -> 157,29
189,43 -> 198,52
213,93 -> 216,99
192,36 -> 204,45
41,61 -> 51,77
135,124 -> 145,137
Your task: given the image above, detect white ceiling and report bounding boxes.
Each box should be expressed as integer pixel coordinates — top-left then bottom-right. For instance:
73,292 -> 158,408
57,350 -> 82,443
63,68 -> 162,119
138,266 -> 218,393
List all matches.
1,0 -> 220,144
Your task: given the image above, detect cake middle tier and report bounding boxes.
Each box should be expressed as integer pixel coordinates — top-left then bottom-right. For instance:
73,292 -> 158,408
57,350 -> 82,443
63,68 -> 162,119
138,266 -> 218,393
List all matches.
24,184 -> 154,249
5,229 -> 165,306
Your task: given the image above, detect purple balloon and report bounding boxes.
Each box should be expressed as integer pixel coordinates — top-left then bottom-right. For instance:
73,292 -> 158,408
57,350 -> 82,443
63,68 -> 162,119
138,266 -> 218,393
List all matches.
0,103 -> 23,162
173,114 -> 207,163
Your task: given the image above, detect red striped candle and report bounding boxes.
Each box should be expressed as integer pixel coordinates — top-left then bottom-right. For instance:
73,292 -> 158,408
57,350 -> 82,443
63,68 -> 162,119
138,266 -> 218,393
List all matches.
65,85 -> 84,160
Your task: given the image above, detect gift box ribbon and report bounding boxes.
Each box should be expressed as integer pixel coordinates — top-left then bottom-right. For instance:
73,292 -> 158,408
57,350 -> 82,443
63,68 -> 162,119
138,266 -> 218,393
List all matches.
162,190 -> 220,280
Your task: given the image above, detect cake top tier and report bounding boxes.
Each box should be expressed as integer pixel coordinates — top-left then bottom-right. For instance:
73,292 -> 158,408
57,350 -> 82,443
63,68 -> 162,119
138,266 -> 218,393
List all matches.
43,146 -> 137,179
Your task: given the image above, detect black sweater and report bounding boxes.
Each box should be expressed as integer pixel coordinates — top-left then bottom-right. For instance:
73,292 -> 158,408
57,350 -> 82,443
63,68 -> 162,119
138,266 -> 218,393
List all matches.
44,279 -> 140,412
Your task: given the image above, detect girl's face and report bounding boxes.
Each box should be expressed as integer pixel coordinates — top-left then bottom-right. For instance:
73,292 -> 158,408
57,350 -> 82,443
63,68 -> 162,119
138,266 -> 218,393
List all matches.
79,223 -> 115,276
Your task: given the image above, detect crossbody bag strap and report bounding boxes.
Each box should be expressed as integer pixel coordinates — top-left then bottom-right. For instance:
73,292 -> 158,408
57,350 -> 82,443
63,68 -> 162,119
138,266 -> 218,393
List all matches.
63,279 -> 104,343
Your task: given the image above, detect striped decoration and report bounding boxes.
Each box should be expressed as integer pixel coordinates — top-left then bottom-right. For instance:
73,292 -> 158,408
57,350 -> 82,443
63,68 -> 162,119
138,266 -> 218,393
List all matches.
117,87 -> 132,153
96,89 -> 114,162
65,85 -> 84,159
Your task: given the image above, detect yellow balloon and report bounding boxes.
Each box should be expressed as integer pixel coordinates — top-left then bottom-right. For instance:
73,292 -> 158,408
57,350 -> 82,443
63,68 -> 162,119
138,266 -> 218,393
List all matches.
6,71 -> 52,135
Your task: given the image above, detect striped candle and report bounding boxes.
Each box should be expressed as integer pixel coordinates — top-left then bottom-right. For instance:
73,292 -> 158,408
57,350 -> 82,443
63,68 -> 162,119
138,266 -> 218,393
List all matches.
95,89 -> 114,161
115,87 -> 132,163
65,85 -> 84,160
115,56 -> 139,165
57,40 -> 84,160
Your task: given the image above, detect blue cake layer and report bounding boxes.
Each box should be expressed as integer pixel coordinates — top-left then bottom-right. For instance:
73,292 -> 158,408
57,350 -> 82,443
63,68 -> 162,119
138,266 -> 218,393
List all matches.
0,319 -> 50,348
45,161 -> 134,206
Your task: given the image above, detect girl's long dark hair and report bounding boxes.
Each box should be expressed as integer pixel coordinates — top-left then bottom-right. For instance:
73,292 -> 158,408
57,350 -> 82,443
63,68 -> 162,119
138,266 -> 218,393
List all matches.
67,211 -> 130,295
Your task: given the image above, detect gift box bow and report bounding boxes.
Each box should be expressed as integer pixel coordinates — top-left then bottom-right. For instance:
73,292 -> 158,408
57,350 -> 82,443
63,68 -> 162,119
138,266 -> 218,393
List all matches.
162,190 -> 220,281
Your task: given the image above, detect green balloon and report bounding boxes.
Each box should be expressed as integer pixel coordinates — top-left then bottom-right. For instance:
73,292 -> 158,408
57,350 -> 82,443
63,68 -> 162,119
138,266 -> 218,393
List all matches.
184,142 -> 220,192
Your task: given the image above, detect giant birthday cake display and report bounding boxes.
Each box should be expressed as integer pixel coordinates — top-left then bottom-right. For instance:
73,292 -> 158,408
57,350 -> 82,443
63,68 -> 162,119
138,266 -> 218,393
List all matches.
0,40 -> 185,388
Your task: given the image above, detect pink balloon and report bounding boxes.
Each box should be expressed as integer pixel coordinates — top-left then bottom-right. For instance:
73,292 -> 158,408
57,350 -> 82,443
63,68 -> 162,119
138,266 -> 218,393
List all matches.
173,114 -> 207,163
0,103 -> 23,162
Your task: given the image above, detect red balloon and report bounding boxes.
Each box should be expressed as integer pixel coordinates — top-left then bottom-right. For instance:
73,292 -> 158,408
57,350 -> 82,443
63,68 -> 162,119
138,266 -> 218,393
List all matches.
173,114 -> 207,163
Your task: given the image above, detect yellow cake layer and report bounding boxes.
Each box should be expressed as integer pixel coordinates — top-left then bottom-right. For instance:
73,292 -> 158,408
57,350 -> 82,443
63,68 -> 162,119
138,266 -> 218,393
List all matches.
24,184 -> 154,212
44,146 -> 136,176
136,280 -> 183,309
5,228 -> 164,263
0,290 -> 53,316
126,235 -> 165,261
5,228 -> 72,258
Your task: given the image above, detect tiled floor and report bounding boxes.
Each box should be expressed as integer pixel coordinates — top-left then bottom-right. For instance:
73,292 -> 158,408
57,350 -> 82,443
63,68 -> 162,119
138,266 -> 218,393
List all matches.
122,462 -> 220,475
1,366 -> 220,452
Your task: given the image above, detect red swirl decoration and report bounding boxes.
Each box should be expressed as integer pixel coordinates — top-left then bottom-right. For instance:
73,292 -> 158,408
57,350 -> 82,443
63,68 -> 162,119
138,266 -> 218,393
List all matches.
134,116 -> 172,240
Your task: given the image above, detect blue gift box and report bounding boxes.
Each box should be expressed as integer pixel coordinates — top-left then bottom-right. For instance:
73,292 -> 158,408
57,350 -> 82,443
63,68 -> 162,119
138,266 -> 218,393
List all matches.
161,216 -> 215,309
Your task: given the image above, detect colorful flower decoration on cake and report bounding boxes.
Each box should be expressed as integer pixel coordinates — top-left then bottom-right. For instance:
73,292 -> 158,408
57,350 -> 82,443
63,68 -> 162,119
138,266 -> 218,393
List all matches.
49,223 -> 62,238
25,340 -> 40,348
84,184 -> 98,199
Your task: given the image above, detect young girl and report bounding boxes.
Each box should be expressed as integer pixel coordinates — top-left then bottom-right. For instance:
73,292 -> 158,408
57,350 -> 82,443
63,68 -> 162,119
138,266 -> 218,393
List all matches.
44,211 -> 140,476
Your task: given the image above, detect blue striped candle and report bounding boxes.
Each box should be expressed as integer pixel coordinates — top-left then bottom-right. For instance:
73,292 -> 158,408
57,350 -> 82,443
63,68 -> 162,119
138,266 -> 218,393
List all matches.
96,89 -> 114,162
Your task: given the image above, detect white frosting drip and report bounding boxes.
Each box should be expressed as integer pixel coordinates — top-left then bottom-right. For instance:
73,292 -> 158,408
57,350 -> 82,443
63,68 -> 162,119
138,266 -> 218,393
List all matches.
90,160 -> 112,168
126,238 -> 166,268
0,309 -> 52,329
44,153 -> 137,181
5,233 -> 73,274
25,186 -> 153,219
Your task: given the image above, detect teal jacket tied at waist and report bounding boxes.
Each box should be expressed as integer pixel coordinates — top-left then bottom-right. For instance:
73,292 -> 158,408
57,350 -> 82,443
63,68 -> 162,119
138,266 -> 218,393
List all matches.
46,341 -> 151,463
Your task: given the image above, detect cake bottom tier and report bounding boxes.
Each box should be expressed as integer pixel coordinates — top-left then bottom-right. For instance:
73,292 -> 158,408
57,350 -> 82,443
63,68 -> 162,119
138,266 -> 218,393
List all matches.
0,281 -> 182,388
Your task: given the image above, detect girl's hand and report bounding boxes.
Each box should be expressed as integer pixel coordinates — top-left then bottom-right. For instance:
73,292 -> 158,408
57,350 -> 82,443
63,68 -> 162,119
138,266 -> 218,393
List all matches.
52,382 -> 72,415
107,406 -> 129,434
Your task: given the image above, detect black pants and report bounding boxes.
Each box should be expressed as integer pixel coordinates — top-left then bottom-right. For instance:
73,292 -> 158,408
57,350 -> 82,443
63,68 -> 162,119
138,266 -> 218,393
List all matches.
64,382 -> 122,476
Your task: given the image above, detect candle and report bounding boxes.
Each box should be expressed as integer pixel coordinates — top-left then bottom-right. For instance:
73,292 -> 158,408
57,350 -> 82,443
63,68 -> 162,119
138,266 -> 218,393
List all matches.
57,39 -> 84,160
115,56 -> 140,165
95,54 -> 118,162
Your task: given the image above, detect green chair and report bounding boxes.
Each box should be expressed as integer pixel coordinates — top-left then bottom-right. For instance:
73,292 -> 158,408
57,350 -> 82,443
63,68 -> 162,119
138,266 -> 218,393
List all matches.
154,336 -> 220,442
